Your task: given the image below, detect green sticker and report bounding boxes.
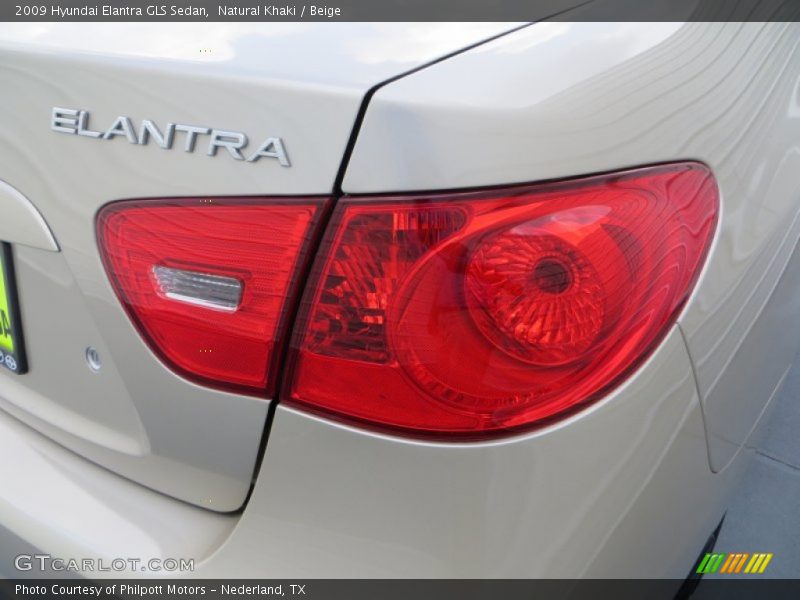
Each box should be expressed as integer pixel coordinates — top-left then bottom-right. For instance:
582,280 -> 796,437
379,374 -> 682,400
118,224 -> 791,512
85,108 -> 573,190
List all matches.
0,252 -> 15,353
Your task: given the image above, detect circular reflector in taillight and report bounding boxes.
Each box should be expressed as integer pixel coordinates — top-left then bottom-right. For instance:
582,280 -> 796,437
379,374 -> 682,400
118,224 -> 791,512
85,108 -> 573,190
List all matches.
465,230 -> 606,366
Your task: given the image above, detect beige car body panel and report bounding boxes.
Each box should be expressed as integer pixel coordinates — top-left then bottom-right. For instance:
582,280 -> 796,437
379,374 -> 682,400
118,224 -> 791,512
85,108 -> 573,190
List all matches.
0,181 -> 58,252
0,21 -> 798,579
2,328 -> 728,580
344,21 -> 800,472
0,22 -> 521,511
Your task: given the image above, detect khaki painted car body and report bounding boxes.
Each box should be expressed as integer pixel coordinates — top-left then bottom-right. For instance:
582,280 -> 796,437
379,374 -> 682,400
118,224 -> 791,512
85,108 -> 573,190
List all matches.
0,21 -> 798,580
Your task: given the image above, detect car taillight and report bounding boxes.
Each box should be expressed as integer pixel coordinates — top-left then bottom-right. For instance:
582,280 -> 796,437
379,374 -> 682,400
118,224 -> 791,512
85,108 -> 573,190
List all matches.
284,163 -> 718,438
97,197 -> 329,395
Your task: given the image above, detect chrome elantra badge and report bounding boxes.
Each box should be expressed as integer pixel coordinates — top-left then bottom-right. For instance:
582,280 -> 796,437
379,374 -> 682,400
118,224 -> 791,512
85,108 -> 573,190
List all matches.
50,107 -> 290,166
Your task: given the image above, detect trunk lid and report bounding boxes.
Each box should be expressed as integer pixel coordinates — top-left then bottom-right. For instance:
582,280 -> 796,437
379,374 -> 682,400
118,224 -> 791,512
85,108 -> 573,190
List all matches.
0,22 -> 521,510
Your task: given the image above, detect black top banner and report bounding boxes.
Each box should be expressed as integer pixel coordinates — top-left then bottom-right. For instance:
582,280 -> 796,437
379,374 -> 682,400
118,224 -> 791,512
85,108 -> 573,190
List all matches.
3,0 -> 800,22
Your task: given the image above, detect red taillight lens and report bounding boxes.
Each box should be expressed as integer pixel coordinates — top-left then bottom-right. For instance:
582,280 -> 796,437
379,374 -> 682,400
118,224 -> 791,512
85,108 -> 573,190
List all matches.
97,197 -> 328,394
285,163 -> 718,438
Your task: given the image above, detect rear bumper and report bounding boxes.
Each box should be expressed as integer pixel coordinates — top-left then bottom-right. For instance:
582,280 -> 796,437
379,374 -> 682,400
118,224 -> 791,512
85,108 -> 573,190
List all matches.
0,326 -> 744,578
0,403 -> 234,578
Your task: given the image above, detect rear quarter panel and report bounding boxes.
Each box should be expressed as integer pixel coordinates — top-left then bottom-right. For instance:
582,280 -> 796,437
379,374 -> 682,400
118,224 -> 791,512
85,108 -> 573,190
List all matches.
343,21 -> 800,472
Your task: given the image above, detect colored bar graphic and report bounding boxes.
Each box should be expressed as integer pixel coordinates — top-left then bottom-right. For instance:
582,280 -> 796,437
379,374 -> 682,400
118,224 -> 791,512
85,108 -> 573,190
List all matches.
720,554 -> 736,574
758,553 -> 773,573
696,553 -> 726,574
744,554 -> 759,574
734,553 -> 749,573
698,552 -> 773,575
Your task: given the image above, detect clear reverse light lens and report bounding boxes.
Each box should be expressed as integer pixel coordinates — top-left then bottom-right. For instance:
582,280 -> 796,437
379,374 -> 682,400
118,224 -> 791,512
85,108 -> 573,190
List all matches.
97,197 -> 329,394
153,265 -> 243,312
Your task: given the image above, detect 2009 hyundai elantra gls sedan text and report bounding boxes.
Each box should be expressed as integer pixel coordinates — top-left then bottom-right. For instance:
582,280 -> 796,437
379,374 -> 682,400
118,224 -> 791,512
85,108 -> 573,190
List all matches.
0,21 -> 798,586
